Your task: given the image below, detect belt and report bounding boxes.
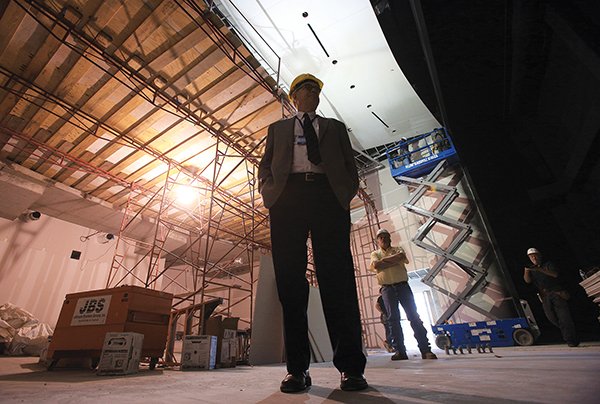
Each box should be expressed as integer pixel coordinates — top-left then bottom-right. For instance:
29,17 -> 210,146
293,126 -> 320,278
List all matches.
288,172 -> 327,182
383,281 -> 408,287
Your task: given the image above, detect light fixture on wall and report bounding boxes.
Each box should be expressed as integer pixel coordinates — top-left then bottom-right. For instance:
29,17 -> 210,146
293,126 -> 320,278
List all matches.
28,211 -> 41,221
80,231 -> 116,243
19,210 -> 42,222
97,233 -> 115,244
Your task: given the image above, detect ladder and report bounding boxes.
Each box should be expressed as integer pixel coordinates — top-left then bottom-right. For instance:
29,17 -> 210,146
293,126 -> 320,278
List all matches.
396,160 -> 497,324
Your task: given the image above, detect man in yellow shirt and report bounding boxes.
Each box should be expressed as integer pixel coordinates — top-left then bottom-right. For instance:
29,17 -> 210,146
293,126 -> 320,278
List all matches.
370,229 -> 437,360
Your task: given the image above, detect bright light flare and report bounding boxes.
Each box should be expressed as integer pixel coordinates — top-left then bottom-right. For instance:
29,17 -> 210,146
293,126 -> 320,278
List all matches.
175,185 -> 197,205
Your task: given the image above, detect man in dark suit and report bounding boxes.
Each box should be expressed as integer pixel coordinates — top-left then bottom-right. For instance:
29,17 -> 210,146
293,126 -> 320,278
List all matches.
258,73 -> 367,393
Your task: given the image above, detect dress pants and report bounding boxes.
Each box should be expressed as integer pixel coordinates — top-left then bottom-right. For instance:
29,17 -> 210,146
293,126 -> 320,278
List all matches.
269,176 -> 366,375
381,281 -> 431,354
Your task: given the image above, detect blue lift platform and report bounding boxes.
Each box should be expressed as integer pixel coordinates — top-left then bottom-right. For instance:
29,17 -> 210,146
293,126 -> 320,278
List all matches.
432,316 -> 540,354
386,127 -> 459,181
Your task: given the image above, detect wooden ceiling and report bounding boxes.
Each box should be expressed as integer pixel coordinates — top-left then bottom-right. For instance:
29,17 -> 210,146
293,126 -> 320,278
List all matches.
0,0 -> 294,247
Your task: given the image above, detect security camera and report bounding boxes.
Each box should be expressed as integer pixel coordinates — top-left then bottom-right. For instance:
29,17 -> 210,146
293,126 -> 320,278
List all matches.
19,211 -> 42,222
28,211 -> 41,221
97,233 -> 116,244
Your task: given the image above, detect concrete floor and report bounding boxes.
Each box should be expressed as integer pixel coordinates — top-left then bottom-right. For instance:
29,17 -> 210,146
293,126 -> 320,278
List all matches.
1,344 -> 599,403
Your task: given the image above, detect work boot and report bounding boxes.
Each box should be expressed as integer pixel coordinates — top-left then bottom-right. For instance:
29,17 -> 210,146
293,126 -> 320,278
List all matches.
391,351 -> 409,360
421,351 -> 438,359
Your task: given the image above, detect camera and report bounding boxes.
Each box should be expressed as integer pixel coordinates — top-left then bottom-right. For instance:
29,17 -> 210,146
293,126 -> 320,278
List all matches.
28,211 -> 41,221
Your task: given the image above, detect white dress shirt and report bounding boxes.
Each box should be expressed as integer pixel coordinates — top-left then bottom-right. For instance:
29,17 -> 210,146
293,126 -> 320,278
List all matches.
291,111 -> 324,173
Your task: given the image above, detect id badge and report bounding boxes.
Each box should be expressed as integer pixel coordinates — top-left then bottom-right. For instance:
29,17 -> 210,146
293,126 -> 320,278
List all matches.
295,135 -> 307,145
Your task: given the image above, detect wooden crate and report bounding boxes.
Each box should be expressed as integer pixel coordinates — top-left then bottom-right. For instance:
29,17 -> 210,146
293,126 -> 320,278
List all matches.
47,285 -> 173,369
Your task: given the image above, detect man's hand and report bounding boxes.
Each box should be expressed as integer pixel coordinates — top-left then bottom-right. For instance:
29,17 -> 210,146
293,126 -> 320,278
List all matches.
537,264 -> 559,278
384,251 -> 409,265
373,259 -> 393,270
523,266 -> 533,283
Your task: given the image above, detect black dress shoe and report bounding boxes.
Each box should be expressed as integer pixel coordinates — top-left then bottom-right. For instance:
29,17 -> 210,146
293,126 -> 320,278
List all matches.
340,372 -> 368,391
280,371 -> 311,393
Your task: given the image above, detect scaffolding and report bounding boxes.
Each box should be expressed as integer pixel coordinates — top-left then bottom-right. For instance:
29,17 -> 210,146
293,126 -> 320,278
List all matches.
350,184 -> 384,349
104,135 -> 268,365
0,0 -> 290,367
0,0 -> 391,366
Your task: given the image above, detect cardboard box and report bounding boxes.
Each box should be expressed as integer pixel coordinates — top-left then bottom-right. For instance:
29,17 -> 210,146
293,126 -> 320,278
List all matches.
219,338 -> 238,368
97,332 -> 144,375
181,335 -> 217,370
38,337 -> 52,366
223,329 -> 236,339
47,286 -> 173,367
204,316 -> 239,366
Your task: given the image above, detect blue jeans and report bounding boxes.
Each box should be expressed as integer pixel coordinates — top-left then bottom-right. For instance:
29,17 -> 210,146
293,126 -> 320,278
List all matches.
381,282 -> 431,354
380,313 -> 393,346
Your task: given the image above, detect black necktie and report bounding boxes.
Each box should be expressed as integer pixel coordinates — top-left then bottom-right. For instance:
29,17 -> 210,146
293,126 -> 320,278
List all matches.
303,113 -> 321,165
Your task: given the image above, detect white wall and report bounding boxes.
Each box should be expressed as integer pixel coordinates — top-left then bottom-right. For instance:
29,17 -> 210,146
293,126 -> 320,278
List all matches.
0,215 -> 158,327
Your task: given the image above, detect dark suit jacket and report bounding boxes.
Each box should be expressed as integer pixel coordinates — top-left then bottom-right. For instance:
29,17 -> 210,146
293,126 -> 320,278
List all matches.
258,115 -> 359,209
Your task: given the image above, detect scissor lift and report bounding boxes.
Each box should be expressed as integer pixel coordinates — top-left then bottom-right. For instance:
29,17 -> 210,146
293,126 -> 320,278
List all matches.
386,128 -> 539,351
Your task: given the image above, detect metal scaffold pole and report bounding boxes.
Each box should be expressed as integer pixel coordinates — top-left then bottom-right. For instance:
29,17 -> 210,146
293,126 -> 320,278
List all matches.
351,184 -> 384,348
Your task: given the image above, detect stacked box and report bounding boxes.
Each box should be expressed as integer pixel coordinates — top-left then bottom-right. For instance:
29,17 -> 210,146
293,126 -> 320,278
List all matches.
181,335 -> 217,370
47,286 -> 173,368
219,329 -> 237,368
97,332 -> 144,375
204,316 -> 239,367
580,270 -> 600,320
223,329 -> 236,339
38,336 -> 52,366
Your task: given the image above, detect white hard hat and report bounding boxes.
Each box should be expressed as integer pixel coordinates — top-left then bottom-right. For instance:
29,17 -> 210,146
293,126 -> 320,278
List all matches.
527,247 -> 540,255
376,229 -> 390,238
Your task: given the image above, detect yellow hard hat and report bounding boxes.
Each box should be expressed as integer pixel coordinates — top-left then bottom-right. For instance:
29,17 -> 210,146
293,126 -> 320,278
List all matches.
289,73 -> 323,97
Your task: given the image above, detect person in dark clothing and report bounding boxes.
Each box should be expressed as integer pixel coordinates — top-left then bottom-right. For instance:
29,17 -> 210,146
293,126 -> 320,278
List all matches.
523,247 -> 579,347
258,73 -> 367,393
